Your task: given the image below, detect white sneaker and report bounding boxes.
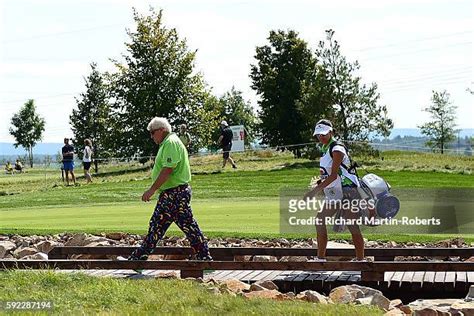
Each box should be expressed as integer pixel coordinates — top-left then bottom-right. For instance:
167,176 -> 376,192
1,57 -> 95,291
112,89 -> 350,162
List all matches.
116,256 -> 128,261
308,257 -> 327,262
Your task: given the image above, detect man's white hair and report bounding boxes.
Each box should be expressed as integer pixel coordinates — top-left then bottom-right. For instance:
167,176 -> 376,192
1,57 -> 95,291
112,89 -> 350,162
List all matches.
147,117 -> 172,133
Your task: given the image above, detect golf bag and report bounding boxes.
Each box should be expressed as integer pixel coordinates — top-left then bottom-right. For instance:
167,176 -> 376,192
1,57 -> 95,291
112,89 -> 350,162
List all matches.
329,141 -> 400,220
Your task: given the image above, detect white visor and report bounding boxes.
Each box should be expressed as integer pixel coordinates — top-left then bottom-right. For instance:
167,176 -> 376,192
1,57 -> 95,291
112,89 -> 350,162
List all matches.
313,123 -> 332,136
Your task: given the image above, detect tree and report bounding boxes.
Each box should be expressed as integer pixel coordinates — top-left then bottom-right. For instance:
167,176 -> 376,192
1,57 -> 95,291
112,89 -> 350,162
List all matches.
9,99 -> 45,167
250,30 -> 316,153
315,29 -> 393,143
418,90 -> 458,154
217,87 -> 258,145
70,63 -> 112,172
109,8 -> 209,157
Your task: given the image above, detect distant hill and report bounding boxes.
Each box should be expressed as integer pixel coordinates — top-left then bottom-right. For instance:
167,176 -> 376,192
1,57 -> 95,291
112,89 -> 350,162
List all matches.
387,128 -> 474,139
0,143 -> 63,156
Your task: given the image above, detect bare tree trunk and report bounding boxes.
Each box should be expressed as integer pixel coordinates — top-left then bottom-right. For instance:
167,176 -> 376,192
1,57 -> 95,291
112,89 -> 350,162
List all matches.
29,145 -> 33,168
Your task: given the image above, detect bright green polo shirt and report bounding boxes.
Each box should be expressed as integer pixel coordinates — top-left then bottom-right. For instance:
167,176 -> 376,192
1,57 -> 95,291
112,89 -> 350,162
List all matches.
151,133 -> 191,192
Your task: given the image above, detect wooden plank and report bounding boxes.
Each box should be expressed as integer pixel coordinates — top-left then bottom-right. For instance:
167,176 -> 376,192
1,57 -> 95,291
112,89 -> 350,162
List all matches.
261,270 -> 285,281
233,270 -> 256,281
390,271 -> 404,288
401,271 -> 415,283
2,260 -> 473,273
312,271 -> 334,282
326,271 -> 343,283
434,271 -> 446,291
455,271 -> 468,291
285,271 -> 304,282
273,270 -> 295,282
337,272 -> 352,282
206,270 -> 230,280
293,272 -> 311,283
411,272 -> 425,290
250,270 -> 274,282
241,270 -> 264,282
348,273 -> 361,282
434,272 -> 446,283
49,246 -> 474,258
456,271 -> 467,283
423,271 -> 436,283
445,271 -> 456,290
467,272 -> 474,283
384,271 -> 395,282
225,270 -> 248,280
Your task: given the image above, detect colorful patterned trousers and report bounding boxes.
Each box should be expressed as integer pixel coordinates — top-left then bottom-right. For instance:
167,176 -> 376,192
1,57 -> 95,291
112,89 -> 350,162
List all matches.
130,184 -> 211,260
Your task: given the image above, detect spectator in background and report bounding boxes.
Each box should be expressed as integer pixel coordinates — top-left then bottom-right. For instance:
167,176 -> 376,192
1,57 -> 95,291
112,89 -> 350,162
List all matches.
217,120 -> 237,169
178,124 -> 192,152
62,138 -> 76,186
83,139 -> 93,183
14,160 -> 23,173
4,161 -> 13,175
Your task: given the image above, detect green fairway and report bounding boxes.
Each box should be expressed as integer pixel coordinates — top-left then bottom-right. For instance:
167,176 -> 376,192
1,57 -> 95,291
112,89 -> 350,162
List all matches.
1,151 -> 473,242
0,198 -> 278,234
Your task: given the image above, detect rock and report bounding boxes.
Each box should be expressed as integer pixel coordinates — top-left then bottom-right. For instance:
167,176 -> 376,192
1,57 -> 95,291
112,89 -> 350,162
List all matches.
399,305 -> 412,314
83,241 -> 111,248
296,290 -> 330,304
329,285 -> 390,310
366,240 -> 379,247
279,256 -> 308,262
413,308 -> 449,316
13,247 -> 38,258
0,241 -> 16,258
450,300 -> 474,315
466,285 -> 474,302
244,290 -> 283,300
254,280 -> 278,291
221,279 -> 250,293
234,255 -> 252,262
329,285 -> 364,303
105,232 -> 126,240
21,252 -> 48,260
355,295 -> 391,311
64,233 -> 88,246
249,283 -> 266,291
35,241 -> 58,254
206,286 -> 221,295
384,308 -> 405,315
252,255 -> 278,262
156,271 -> 178,278
409,299 -> 472,315
390,299 -> 403,309
163,254 -> 188,260
83,236 -> 111,246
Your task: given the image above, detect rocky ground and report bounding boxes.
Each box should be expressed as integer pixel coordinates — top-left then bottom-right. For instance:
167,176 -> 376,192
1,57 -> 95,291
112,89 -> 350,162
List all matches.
1,233 -> 474,315
197,279 -> 474,316
0,233 -> 473,262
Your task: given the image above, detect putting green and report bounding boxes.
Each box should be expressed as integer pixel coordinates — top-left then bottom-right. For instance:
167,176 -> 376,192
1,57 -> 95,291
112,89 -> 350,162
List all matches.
0,198 -> 280,234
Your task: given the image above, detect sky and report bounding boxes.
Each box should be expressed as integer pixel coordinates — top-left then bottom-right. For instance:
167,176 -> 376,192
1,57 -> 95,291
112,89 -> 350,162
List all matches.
0,0 -> 472,143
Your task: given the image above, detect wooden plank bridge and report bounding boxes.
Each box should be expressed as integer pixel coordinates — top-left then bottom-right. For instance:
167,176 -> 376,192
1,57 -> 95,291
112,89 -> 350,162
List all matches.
1,246 -> 473,294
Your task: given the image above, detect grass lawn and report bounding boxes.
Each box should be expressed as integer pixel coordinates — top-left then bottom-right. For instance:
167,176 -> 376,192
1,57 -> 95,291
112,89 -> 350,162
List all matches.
0,271 -> 382,315
1,151 -> 473,242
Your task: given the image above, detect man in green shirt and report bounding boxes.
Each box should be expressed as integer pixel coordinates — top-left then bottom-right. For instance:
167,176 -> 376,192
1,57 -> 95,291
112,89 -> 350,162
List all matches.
129,117 -> 212,261
178,124 -> 192,152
